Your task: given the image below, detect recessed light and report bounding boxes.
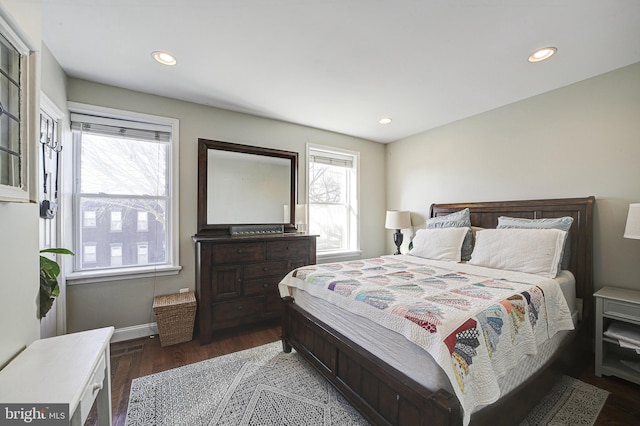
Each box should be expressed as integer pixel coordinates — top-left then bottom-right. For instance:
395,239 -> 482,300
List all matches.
528,47 -> 557,63
379,117 -> 392,125
152,51 -> 177,66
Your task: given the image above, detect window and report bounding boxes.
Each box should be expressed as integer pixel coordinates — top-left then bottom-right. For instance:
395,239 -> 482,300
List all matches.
83,244 -> 97,263
110,211 -> 122,232
0,14 -> 33,202
308,145 -> 359,255
137,243 -> 149,264
137,211 -> 148,232
83,210 -> 96,227
67,104 -> 181,282
110,244 -> 123,267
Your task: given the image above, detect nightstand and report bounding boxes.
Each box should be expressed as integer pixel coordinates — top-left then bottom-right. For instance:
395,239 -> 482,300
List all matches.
594,286 -> 640,385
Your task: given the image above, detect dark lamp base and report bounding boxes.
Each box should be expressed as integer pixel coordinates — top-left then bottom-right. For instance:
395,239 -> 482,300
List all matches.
393,229 -> 404,255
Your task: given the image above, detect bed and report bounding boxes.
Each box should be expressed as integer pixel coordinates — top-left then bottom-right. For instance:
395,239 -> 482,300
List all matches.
279,197 -> 595,426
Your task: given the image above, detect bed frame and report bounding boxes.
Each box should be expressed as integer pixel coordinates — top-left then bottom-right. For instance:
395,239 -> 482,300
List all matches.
281,197 -> 594,425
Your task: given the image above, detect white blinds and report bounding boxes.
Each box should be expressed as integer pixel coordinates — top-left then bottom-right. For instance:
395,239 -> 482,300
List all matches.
70,113 -> 171,143
309,148 -> 354,168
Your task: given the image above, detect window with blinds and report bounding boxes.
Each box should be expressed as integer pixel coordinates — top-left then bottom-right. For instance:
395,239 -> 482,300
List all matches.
71,113 -> 173,273
308,146 -> 359,254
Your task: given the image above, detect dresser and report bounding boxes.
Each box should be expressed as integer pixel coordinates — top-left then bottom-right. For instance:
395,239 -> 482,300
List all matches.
193,233 -> 316,344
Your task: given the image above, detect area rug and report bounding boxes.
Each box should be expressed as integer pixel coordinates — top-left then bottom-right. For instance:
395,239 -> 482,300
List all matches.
520,375 -> 609,426
125,341 -> 608,426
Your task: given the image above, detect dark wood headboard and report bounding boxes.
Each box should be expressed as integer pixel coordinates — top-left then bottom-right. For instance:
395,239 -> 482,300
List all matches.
430,197 -> 595,325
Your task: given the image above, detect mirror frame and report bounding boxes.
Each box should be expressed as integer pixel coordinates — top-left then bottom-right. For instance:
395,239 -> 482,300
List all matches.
197,138 -> 298,235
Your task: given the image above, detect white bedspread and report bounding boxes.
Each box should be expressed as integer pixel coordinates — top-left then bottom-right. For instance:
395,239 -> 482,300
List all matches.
279,255 -> 575,425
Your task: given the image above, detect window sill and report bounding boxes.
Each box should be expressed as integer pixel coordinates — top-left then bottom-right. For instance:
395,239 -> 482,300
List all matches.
66,264 -> 182,285
317,250 -> 362,264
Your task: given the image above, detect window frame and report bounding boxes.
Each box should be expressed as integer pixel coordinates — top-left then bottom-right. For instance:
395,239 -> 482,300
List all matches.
65,102 -> 181,284
0,11 -> 35,202
307,143 -> 361,262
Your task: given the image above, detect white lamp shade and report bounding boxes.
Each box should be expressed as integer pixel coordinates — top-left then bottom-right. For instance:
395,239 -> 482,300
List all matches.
385,210 -> 411,230
295,204 -> 307,225
624,203 -> 640,239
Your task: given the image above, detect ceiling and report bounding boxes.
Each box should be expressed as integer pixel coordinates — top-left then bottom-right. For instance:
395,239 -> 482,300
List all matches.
41,0 -> 640,143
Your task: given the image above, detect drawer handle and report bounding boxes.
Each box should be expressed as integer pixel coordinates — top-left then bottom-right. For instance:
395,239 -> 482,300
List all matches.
237,249 -> 244,254
263,267 -> 269,271
92,382 -> 103,394
237,305 -> 244,310
263,283 -> 269,288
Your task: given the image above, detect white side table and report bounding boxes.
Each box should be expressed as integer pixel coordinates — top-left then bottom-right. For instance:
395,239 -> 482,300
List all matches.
594,286 -> 640,385
0,327 -> 114,425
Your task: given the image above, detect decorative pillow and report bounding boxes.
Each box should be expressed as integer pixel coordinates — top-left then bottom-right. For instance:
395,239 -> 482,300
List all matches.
469,228 -> 567,278
408,228 -> 469,262
427,208 -> 473,261
497,216 -> 573,271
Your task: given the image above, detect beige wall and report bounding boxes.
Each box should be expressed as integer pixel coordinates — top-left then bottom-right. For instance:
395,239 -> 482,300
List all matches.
65,78 -> 386,333
41,42 -> 67,110
0,1 -> 41,367
386,61 -> 640,292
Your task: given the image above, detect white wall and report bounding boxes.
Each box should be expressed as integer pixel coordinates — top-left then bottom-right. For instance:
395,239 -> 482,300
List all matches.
0,1 -> 41,367
65,78 -> 386,333
386,61 -> 640,292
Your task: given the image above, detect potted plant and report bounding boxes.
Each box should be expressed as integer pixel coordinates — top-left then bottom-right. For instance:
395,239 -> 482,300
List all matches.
39,248 -> 74,319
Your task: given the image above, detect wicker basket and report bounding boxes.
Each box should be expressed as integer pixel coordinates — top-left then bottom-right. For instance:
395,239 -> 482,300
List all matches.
152,292 -> 196,347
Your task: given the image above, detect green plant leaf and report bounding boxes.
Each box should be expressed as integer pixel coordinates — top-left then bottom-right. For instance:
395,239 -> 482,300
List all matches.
38,248 -> 73,319
40,248 -> 74,256
40,256 -> 60,278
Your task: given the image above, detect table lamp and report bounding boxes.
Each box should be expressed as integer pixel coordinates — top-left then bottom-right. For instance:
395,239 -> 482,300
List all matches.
295,204 -> 307,233
385,210 -> 411,255
624,203 -> 640,240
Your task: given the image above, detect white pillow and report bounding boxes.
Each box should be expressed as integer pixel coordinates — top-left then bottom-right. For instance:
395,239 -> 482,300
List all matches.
408,227 -> 469,262
468,228 -> 566,278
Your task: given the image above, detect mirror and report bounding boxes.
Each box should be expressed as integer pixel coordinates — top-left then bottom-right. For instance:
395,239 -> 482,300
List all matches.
197,139 -> 298,235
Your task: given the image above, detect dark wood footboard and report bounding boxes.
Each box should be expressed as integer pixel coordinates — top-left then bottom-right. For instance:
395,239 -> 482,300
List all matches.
281,296 -> 462,426
282,295 -> 586,426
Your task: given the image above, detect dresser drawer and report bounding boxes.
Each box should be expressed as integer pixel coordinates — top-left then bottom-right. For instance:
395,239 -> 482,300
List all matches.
244,261 -> 288,279
244,276 -> 281,296
267,239 -> 310,260
79,353 -> 106,422
212,297 -> 264,323
603,298 -> 640,320
212,243 -> 264,263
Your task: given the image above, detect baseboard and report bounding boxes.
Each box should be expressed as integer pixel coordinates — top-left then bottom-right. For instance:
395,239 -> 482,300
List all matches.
112,322 -> 158,343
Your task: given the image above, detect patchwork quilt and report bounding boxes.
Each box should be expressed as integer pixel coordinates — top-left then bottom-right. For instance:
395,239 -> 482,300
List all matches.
278,255 -> 574,425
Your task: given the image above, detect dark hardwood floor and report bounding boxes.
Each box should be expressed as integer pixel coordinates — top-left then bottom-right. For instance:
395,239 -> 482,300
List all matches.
86,323 -> 640,426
